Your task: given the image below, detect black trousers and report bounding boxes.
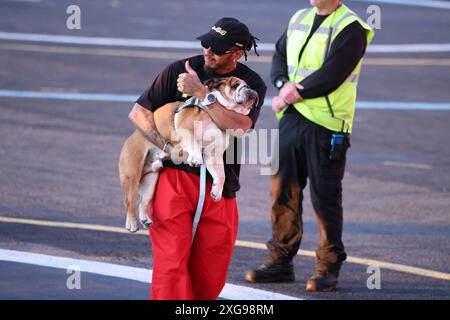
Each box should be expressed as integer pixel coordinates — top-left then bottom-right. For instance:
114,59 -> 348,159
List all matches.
268,107 -> 349,272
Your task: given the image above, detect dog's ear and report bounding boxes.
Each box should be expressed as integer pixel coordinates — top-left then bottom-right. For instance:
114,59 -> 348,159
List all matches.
203,78 -> 227,90
203,79 -> 217,90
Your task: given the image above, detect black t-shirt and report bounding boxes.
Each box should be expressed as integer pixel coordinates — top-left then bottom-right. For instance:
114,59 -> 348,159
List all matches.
136,55 -> 267,198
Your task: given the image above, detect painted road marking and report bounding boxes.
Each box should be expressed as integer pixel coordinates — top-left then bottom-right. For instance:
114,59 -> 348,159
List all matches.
3,0 -> 41,3
3,0 -> 448,9
383,161 -> 432,170
1,89 -> 450,111
2,43 -> 450,65
0,43 -> 202,62
351,102 -> 450,110
2,32 -> 450,53
1,216 -> 449,282
0,90 -> 136,102
353,0 -> 450,10
0,248 -> 299,300
368,44 -> 450,53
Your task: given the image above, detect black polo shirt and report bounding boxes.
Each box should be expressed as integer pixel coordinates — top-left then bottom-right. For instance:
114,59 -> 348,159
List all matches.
136,55 -> 267,198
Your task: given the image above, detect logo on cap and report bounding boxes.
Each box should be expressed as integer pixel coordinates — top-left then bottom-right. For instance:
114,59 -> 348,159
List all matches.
211,26 -> 227,36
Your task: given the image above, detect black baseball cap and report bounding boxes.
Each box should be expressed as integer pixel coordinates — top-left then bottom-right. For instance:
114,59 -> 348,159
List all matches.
196,17 -> 252,54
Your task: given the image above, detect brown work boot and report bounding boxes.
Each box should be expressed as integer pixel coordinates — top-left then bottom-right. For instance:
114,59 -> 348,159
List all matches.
306,270 -> 339,292
245,260 -> 295,283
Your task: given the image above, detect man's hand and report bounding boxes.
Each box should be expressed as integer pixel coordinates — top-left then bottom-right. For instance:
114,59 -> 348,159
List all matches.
272,96 -> 286,112
177,61 -> 208,100
279,82 -> 304,105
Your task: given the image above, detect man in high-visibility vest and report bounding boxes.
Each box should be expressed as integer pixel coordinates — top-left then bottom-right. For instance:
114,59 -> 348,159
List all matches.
246,0 -> 374,292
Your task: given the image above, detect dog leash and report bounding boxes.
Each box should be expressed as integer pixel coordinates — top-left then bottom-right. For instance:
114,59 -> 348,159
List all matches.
192,164 -> 206,243
175,96 -> 208,242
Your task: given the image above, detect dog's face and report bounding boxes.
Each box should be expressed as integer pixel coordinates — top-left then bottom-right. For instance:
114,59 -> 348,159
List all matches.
204,77 -> 259,115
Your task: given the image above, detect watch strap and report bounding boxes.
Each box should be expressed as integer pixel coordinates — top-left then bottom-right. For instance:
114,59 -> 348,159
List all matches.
275,76 -> 288,89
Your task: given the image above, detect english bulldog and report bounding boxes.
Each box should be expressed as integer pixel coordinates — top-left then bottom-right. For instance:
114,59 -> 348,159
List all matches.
119,77 -> 258,232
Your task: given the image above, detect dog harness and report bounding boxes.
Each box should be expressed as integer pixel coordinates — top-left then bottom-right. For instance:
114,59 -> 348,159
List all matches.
175,97 -> 207,114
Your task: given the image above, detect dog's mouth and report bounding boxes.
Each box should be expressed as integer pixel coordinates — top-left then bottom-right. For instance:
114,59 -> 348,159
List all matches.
233,84 -> 259,108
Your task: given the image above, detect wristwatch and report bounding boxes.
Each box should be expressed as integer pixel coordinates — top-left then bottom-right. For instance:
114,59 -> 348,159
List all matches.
275,77 -> 288,89
202,91 -> 218,106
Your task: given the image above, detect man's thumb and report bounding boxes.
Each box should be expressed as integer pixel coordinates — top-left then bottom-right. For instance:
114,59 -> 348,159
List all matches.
185,60 -> 196,75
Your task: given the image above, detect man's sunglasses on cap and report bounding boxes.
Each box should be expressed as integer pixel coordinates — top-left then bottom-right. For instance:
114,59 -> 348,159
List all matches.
201,41 -> 239,56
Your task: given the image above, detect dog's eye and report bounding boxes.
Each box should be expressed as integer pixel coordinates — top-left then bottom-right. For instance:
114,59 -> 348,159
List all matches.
232,83 -> 240,89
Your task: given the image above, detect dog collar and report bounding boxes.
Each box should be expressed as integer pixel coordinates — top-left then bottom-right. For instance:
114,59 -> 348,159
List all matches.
215,91 -> 234,108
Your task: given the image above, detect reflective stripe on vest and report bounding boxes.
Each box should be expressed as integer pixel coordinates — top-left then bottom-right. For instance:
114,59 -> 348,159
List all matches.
280,4 -> 374,133
287,67 -> 360,83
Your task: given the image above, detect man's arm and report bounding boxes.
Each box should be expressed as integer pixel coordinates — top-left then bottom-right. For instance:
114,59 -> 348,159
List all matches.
204,103 -> 253,135
270,30 -> 304,111
128,103 -> 173,153
270,30 -> 289,86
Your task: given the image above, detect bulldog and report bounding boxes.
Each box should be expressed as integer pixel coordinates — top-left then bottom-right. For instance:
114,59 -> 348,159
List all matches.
119,77 -> 259,232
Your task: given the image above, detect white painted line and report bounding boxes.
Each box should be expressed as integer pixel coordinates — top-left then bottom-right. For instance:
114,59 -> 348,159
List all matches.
0,248 -> 152,283
2,0 -> 41,3
354,101 -> 450,110
383,161 -> 432,170
1,31 -> 450,53
368,44 -> 450,53
353,0 -> 450,10
2,43 -> 450,65
265,100 -> 450,111
2,90 -> 450,111
1,216 -> 450,282
0,32 -> 205,50
0,248 -> 300,300
0,90 -> 136,102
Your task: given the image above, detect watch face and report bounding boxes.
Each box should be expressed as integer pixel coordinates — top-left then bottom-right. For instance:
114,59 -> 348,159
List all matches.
276,80 -> 284,89
207,93 -> 216,103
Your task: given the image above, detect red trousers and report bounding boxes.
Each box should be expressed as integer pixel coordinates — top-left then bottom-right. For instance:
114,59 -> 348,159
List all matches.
149,167 -> 239,300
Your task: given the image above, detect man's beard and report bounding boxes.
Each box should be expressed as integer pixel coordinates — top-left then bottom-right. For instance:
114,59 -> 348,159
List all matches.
203,65 -> 217,74
203,58 -> 227,74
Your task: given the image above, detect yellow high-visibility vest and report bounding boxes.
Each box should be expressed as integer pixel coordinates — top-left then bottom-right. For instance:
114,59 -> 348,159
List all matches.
277,4 -> 374,133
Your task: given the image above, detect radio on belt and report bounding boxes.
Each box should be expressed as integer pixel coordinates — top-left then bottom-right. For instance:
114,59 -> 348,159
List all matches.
329,133 -> 346,160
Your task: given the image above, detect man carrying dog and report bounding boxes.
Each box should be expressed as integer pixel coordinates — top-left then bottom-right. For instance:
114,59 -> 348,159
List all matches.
129,17 -> 266,300
246,0 -> 374,292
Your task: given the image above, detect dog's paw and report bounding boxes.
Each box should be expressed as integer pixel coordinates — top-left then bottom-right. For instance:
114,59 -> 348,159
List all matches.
210,190 -> 222,202
187,153 -> 203,167
210,183 -> 223,202
140,217 -> 153,229
125,217 -> 139,233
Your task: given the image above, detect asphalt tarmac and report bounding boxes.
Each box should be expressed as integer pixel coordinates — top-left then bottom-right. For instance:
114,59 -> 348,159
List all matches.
0,0 -> 449,300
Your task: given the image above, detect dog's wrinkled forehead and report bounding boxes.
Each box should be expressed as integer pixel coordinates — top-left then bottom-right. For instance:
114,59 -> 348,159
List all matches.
204,77 -> 246,91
